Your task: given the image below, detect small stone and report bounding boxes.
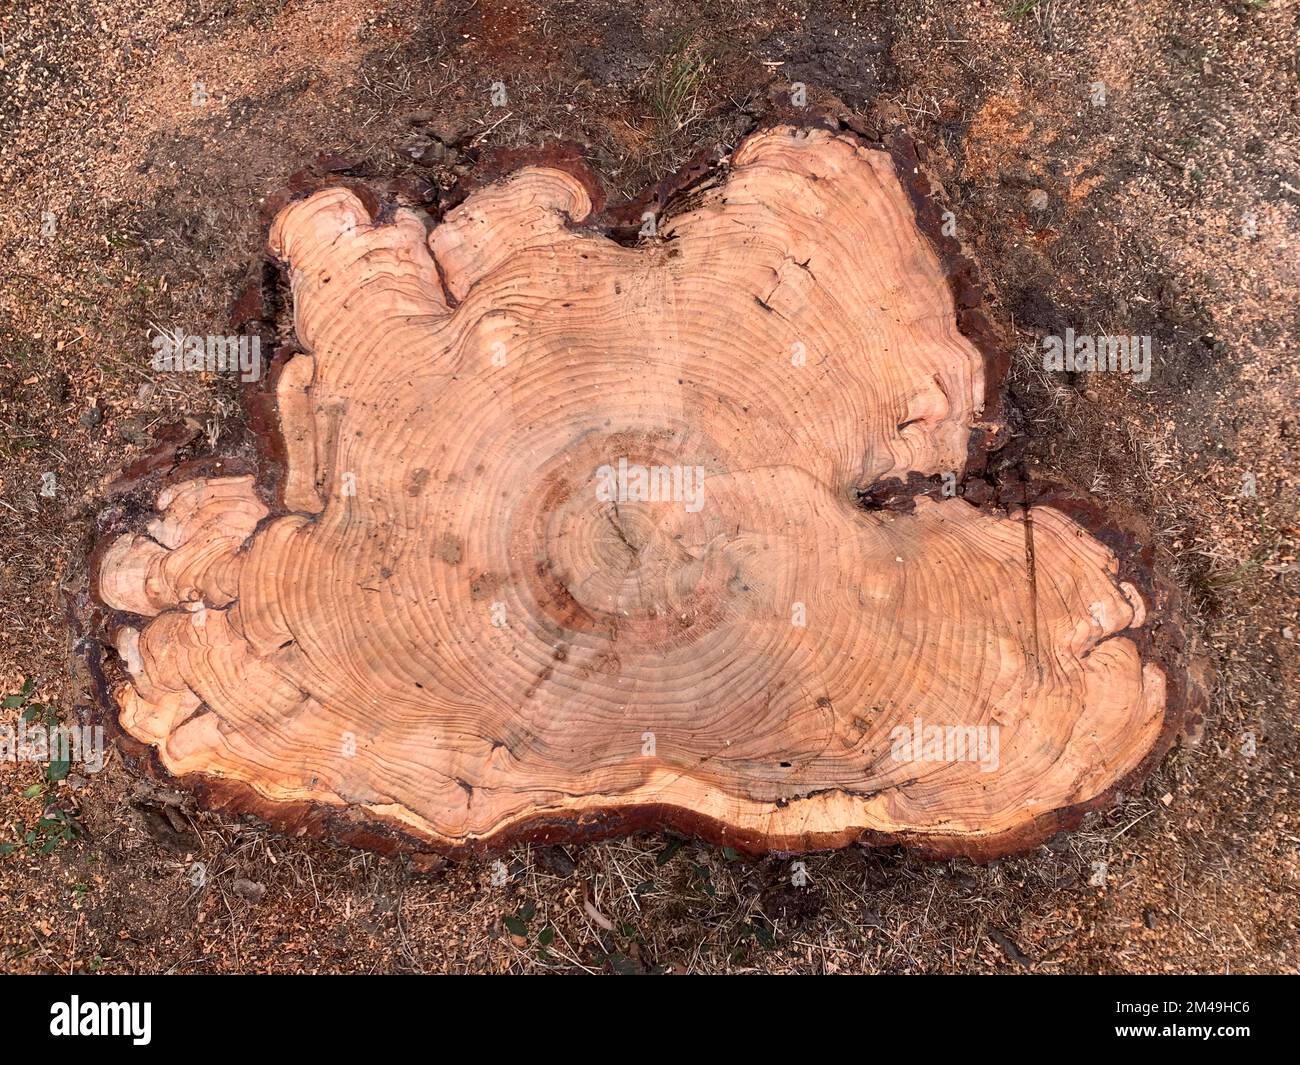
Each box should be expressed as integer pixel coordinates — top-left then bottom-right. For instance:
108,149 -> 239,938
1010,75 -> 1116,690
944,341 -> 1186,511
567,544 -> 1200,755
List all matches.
119,417 -> 148,446
534,845 -> 577,877
417,141 -> 453,167
428,118 -> 469,145
232,878 -> 266,903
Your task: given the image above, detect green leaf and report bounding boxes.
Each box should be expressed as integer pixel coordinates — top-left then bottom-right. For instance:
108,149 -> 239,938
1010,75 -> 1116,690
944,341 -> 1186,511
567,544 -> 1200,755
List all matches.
503,914 -> 528,937
691,863 -> 715,896
0,842 -> 14,856
721,846 -> 741,861
20,704 -> 41,722
20,678 -> 36,697
22,783 -> 44,799
39,835 -> 60,854
655,836 -> 685,866
607,951 -> 642,975
518,899 -> 536,922
2,695 -> 24,709
536,925 -> 555,947
47,759 -> 71,783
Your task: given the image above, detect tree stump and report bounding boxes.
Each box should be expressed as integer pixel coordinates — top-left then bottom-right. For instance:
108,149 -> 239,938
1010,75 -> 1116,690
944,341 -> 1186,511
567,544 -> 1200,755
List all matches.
89,122 -> 1200,859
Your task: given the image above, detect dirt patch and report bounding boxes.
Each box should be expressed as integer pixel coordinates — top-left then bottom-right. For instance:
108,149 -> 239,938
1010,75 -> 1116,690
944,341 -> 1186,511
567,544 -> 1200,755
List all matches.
1,0 -> 1295,973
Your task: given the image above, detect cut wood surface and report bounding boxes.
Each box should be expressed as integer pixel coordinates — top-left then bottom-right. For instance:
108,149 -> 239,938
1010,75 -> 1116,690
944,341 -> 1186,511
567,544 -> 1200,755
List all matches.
91,123 -> 1196,858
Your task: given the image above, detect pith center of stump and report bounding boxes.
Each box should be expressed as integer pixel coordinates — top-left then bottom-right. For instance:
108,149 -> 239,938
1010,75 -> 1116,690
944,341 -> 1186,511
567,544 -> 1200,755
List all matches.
519,433 -> 732,643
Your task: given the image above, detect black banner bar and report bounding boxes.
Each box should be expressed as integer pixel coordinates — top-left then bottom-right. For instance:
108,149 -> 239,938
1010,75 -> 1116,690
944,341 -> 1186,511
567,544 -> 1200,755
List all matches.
0,974 -> 1284,1051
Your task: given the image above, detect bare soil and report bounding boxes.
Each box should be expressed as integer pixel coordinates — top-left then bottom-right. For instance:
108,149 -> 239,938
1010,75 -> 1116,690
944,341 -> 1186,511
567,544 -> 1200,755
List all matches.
0,0 -> 1295,974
